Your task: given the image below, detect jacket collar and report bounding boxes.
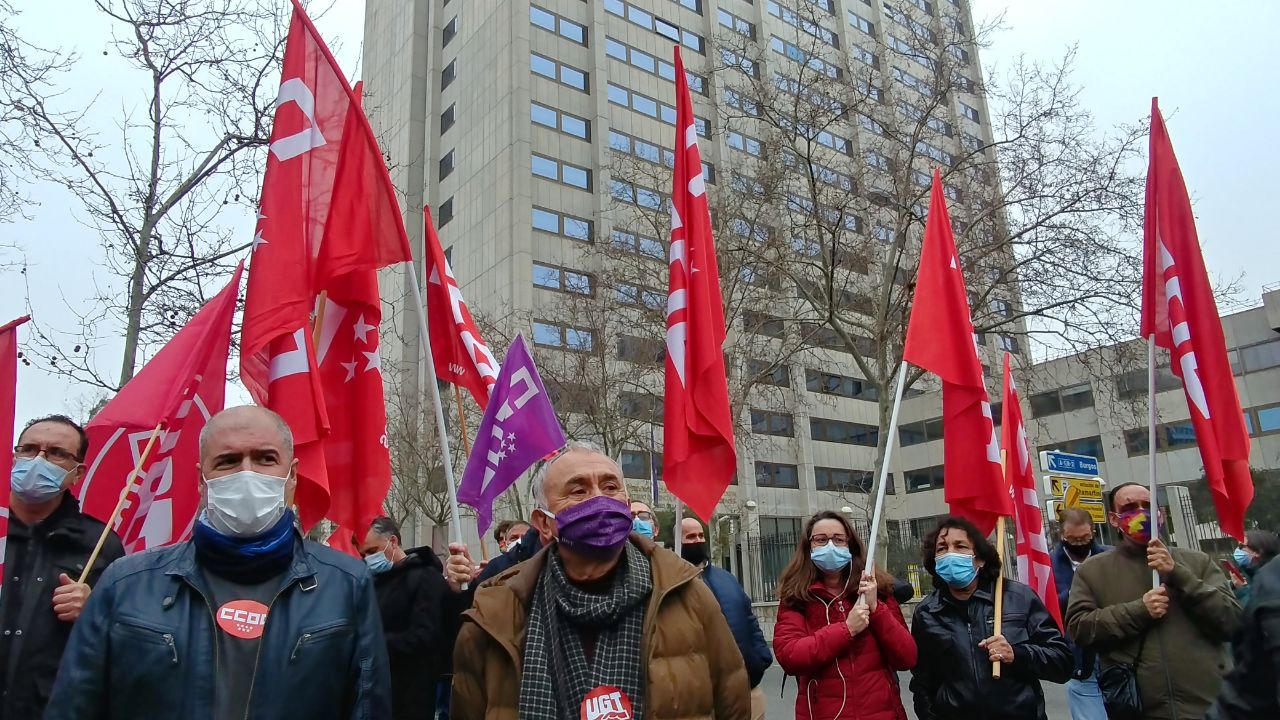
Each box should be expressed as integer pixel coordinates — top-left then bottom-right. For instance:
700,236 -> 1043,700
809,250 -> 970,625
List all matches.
6,492 -> 87,540
166,530 -> 317,588
921,579 -> 996,613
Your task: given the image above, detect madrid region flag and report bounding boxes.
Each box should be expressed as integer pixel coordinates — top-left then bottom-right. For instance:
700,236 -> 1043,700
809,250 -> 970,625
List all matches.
78,265 -> 242,553
0,315 -> 31,586
1142,98 -> 1252,541
663,46 -> 736,522
240,0 -> 412,529
904,171 -> 1009,535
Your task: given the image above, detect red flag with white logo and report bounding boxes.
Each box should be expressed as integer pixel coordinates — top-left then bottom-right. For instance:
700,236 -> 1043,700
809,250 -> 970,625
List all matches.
904,171 -> 1009,535
241,1 -> 412,529
423,206 -> 499,409
662,46 -> 736,522
77,265 -> 242,553
1001,353 -> 1062,629
1141,98 -> 1252,540
0,315 -> 31,585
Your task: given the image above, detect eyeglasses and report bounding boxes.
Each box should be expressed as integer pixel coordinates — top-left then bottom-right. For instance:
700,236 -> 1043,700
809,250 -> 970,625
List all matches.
13,443 -> 80,465
810,534 -> 848,547
1115,501 -> 1152,513
634,511 -> 653,520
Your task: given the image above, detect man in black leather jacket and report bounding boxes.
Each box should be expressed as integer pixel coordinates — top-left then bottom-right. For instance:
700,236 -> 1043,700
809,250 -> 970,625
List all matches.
1206,548 -> 1280,719
45,406 -> 390,719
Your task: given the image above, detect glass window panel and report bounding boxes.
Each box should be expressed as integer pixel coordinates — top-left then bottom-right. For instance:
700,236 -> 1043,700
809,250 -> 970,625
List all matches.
530,103 -> 557,128
606,38 -> 628,60
532,264 -> 560,289
533,321 -> 561,346
655,18 -> 680,41
1258,406 -> 1280,433
563,216 -> 590,241
530,54 -> 556,78
559,19 -> 586,44
531,208 -> 559,233
631,49 -> 656,73
566,328 -> 595,351
564,270 -> 593,295
660,104 -> 676,124
561,115 -> 588,138
562,165 -> 589,189
627,5 -> 652,26
634,95 -> 658,116
530,6 -> 556,30
560,65 -> 587,89
608,84 -> 629,105
531,155 -> 558,179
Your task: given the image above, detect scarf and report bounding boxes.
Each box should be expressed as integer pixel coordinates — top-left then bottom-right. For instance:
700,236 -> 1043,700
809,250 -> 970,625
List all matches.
520,542 -> 652,720
193,509 -> 297,584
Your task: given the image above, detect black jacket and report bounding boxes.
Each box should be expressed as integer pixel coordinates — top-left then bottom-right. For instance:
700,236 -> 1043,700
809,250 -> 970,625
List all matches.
1207,557 -> 1280,720
0,493 -> 124,719
45,533 -> 390,719
373,546 -> 449,719
700,564 -> 773,688
1050,540 -> 1109,678
475,527 -> 541,585
910,578 -> 1072,720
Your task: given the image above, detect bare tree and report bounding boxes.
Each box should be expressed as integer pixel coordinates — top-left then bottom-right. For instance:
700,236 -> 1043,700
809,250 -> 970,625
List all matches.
11,0 -> 288,390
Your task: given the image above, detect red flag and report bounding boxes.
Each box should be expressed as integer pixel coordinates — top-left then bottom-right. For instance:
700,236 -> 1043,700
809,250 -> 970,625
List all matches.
663,46 -> 736,522
241,1 -> 412,529
1001,353 -> 1063,629
904,171 -> 1008,534
422,206 -> 499,409
326,525 -> 361,559
78,266 -> 242,552
1,315 -> 31,585
1141,98 -> 1252,540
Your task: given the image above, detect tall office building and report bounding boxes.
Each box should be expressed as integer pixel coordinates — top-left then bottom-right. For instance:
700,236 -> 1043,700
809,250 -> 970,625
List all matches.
361,0 -> 1027,589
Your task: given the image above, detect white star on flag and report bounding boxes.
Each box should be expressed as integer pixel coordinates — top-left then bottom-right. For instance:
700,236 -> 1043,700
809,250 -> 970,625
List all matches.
341,359 -> 359,382
495,449 -> 508,462
252,229 -> 268,251
362,350 -> 381,374
352,315 -> 375,343
950,255 -> 958,270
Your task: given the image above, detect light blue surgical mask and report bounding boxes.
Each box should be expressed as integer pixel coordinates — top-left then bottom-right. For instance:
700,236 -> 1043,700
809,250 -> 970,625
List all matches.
365,545 -> 393,575
810,541 -> 852,573
10,455 -> 70,504
1233,547 -> 1253,570
935,552 -> 979,588
632,517 -> 654,539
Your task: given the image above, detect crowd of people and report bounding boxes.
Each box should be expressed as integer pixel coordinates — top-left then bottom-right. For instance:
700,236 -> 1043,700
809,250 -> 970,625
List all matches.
3,405 -> 1279,718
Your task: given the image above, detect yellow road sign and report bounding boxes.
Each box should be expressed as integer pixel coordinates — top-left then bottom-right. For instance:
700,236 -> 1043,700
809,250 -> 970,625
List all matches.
1046,475 -> 1105,499
1050,499 -> 1106,523
1067,478 -> 1104,503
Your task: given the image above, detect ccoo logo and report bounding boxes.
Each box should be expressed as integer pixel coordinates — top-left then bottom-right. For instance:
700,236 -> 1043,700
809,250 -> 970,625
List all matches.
217,600 -> 270,640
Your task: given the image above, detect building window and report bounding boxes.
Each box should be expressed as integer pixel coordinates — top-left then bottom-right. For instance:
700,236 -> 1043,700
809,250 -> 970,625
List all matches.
899,416 -> 944,446
620,449 -> 663,479
532,262 -> 595,296
441,60 -> 457,89
532,207 -> 592,242
849,10 -> 874,34
531,53 -> 589,92
531,154 -> 592,190
532,320 -> 596,352
751,409 -> 795,437
619,391 -> 663,422
744,311 -> 786,339
997,335 -> 1020,353
611,229 -> 666,260
905,465 -> 945,493
906,0 -> 934,15
605,83 -> 708,134
438,150 -> 455,180
803,0 -> 837,15
748,360 -> 790,388
1124,422 -> 1199,457
756,461 -> 800,489
605,36 -> 708,93
768,1 -> 840,47
717,8 -> 755,38
440,104 -> 455,133
720,48 -> 759,77
1254,404 -> 1280,435
442,16 -> 459,46
769,36 -> 842,79
1240,339 -> 1280,373
437,197 -> 453,227
810,417 -> 878,446
805,369 -> 878,401
616,334 -> 665,364
1041,436 -> 1105,461
1114,367 -> 1182,400
867,150 -> 891,172
530,4 -> 588,45
531,102 -> 590,139
610,179 -> 667,211
615,282 -> 665,310
959,101 -> 981,122
604,0 -> 704,53
815,467 -> 876,493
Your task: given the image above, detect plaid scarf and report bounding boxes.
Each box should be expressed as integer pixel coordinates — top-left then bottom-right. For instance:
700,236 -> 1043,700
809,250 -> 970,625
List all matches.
519,543 -> 653,720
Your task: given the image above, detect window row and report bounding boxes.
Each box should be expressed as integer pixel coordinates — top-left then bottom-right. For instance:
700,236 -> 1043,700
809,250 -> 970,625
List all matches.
616,282 -> 665,310
531,154 -> 591,190
610,179 -> 667,211
532,207 -> 593,243
616,334 -> 666,364
531,102 -> 590,139
806,369 -> 879,401
768,1 -> 840,48
531,52 -> 588,91
899,416 -> 944,446
1028,383 -> 1095,418
532,262 -> 594,296
608,129 -> 716,182
606,83 -> 709,135
611,228 -> 667,260
717,7 -> 754,38
605,36 -> 707,94
810,417 -> 879,446
770,35 -> 842,79
532,320 -> 596,351
603,0 -> 704,54
1039,435 -> 1106,462
530,4 -> 587,45
751,409 -> 795,437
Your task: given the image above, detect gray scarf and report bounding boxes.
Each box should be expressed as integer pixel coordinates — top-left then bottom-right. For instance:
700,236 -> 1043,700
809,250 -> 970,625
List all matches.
519,542 -> 653,720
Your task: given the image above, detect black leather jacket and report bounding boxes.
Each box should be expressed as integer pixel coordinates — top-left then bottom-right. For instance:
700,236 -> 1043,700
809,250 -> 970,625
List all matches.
910,578 -> 1072,720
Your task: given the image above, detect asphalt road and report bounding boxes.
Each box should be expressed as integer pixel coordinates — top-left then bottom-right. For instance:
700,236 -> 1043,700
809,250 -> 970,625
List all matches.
757,665 -> 1072,720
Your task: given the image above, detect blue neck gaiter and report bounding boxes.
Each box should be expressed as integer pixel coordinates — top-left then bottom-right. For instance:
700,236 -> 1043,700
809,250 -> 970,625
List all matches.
193,509 -> 297,583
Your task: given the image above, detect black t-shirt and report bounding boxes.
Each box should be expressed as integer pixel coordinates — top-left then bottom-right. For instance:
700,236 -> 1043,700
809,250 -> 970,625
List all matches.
202,569 -> 284,720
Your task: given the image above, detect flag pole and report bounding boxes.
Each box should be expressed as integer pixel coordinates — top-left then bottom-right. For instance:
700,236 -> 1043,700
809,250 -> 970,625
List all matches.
992,449 -> 1008,679
403,261 -> 467,586
77,421 -> 165,583
1147,335 -> 1160,589
454,387 -> 488,561
673,503 -> 683,555
863,360 -> 908,578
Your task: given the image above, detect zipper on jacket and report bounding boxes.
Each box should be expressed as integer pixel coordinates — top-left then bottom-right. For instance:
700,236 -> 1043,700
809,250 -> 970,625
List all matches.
242,580 -> 297,720
163,633 -> 178,664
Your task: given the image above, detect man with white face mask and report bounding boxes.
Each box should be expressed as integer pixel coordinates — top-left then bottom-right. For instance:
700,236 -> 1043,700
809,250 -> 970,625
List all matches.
45,405 -> 391,719
1,415 -> 124,719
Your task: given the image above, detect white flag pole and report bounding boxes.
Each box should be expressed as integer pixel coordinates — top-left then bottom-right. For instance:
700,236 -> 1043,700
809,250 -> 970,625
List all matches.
404,262 -> 466,556
1147,334 -> 1160,589
673,503 -> 683,555
862,360 -> 909,585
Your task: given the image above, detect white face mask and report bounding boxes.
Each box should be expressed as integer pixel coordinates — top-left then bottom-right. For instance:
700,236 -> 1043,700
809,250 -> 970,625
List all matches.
203,470 -> 289,537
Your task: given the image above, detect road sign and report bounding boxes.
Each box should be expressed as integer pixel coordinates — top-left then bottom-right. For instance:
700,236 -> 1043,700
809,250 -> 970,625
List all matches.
1040,450 -> 1099,477
1048,499 -> 1106,523
1065,477 -> 1104,505
1043,474 -> 1105,498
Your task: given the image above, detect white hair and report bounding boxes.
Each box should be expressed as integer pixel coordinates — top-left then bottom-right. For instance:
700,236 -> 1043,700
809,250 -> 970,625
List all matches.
530,439 -> 611,509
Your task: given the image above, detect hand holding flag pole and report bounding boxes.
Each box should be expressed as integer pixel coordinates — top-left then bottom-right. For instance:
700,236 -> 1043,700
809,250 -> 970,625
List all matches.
77,421 -> 164,584
991,452 -> 1008,679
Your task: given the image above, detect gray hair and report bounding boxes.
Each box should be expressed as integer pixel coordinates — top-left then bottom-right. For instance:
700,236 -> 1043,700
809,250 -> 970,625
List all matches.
369,516 -> 401,543
530,439 -> 611,509
198,405 -> 295,459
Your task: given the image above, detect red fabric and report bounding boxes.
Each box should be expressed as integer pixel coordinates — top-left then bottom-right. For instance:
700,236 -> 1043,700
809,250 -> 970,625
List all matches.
774,584 -> 915,720
0,315 -> 30,586
1001,353 -> 1063,630
903,171 -> 1008,535
422,206 -> 499,409
241,2 -> 411,530
78,267 -> 241,552
662,47 -> 736,522
325,526 -> 361,559
1141,98 -> 1252,541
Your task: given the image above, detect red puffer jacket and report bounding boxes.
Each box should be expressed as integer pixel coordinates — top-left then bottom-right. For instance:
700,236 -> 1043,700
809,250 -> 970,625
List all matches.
774,582 -> 917,720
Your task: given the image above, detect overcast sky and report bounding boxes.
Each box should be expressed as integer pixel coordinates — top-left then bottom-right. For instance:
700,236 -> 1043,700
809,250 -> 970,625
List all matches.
3,0 -> 1277,429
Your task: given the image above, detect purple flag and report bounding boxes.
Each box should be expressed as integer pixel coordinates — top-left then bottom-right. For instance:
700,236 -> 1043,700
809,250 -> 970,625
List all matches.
457,334 -> 567,533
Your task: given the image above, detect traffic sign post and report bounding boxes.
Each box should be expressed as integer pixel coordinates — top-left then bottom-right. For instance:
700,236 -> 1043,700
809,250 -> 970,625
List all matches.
1040,450 -> 1100,477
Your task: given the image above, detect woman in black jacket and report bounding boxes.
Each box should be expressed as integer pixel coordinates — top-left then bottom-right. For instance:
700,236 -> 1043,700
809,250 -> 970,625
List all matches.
909,516 -> 1072,720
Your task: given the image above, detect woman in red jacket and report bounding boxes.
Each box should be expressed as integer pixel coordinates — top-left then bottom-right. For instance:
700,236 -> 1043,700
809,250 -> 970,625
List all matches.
774,510 -> 918,720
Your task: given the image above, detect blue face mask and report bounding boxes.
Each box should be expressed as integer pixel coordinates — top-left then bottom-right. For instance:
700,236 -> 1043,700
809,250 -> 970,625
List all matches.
810,541 -> 853,573
935,552 -> 979,588
11,455 -> 70,504
632,517 -> 654,539
365,545 -> 393,575
1233,547 -> 1253,569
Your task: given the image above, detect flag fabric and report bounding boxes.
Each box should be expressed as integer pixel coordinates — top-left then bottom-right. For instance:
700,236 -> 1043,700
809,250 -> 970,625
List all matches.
1141,98 -> 1252,541
326,526 -> 361,559
904,170 -> 1009,535
1,315 -> 31,586
78,266 -> 242,553
1001,353 -> 1063,629
457,335 -> 566,534
422,206 -> 499,409
662,46 -> 736,522
240,0 -> 412,529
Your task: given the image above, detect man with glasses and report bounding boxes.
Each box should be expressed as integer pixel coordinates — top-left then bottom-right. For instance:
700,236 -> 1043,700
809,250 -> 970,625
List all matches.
1066,482 -> 1241,720
2,415 -> 125,719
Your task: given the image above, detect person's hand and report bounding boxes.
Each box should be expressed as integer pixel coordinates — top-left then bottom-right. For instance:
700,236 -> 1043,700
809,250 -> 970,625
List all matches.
858,573 -> 878,613
979,634 -> 1014,665
1147,539 -> 1175,575
52,574 -> 91,622
1142,586 -> 1169,619
446,543 -> 475,591
845,603 -> 870,636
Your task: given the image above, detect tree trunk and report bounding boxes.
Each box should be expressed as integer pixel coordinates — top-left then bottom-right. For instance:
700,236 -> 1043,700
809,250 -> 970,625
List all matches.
118,228 -> 151,387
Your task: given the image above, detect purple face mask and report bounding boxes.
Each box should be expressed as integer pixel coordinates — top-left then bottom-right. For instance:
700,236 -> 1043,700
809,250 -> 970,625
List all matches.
546,495 -> 633,559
